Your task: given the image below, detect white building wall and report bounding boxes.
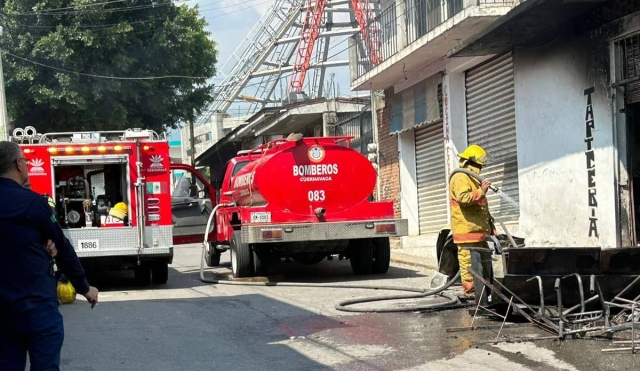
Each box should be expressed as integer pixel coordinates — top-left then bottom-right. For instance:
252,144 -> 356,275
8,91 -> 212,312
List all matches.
513,34 -> 616,248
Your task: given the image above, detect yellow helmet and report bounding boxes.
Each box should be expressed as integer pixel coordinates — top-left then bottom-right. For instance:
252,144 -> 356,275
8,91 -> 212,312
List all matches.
458,144 -> 488,166
47,196 -> 56,209
109,202 -> 128,220
57,276 -> 76,304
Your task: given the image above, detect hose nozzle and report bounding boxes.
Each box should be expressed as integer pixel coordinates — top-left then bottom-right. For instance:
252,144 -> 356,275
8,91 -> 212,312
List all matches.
451,168 -> 499,193
315,207 -> 326,217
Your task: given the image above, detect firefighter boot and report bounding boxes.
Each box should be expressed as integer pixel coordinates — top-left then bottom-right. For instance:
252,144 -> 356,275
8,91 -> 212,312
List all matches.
470,249 -> 491,307
462,281 -> 475,300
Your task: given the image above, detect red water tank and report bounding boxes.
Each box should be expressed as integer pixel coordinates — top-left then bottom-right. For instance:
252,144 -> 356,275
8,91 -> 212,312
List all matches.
229,138 -> 376,216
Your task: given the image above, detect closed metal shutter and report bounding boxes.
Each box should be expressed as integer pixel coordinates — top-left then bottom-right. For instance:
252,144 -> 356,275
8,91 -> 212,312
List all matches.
415,121 -> 448,233
465,53 -> 520,223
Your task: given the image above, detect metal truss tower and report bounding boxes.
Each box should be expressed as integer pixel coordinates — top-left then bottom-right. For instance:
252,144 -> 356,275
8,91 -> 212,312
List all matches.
194,0 -> 381,126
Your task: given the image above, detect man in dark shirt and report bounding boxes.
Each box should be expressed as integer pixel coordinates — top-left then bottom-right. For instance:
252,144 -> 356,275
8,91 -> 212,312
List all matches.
0,141 -> 99,371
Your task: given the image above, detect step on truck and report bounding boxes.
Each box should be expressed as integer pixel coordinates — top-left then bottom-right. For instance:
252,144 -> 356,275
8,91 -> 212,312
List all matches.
12,126 -> 211,285
199,135 -> 408,278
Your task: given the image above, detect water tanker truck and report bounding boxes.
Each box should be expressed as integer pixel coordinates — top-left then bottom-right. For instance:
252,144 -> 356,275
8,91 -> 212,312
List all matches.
204,135 -> 408,278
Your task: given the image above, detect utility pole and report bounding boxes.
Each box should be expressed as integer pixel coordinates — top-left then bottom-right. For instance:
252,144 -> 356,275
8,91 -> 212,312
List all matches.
0,26 -> 10,141
189,117 -> 195,167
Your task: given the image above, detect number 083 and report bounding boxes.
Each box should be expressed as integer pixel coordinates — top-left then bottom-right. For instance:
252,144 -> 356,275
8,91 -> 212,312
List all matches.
307,190 -> 326,202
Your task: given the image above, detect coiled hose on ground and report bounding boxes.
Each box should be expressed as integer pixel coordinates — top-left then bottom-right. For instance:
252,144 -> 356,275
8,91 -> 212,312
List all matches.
197,204 -> 466,313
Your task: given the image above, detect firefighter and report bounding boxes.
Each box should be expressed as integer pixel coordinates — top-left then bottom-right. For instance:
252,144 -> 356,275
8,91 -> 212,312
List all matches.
0,141 -> 98,370
449,144 -> 494,300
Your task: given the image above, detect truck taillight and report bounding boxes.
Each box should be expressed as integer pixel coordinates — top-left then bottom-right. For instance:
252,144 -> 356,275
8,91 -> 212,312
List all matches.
375,223 -> 396,234
262,229 -> 283,240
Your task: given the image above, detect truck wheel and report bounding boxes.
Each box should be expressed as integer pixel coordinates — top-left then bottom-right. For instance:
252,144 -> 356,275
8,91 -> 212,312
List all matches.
134,263 -> 151,286
252,245 -> 269,276
151,262 -> 169,284
231,230 -> 253,278
372,238 -> 391,274
349,238 -> 373,275
206,243 -> 222,267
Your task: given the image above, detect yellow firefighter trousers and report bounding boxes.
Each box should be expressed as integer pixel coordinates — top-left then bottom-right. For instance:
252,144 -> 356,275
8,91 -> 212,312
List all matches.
457,242 -> 492,284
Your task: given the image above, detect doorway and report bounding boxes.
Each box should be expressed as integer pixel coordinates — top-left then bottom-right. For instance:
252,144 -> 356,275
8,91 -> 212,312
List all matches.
627,102 -> 640,245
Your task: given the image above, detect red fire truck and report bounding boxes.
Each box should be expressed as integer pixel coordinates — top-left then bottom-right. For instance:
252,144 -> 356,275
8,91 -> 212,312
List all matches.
201,135 -> 408,278
12,126 -> 209,285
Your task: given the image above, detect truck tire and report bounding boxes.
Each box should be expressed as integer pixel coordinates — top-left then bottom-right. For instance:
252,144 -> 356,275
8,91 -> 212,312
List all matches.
231,230 -> 253,278
206,243 -> 222,267
372,238 -> 391,274
151,262 -> 169,284
252,245 -> 269,276
134,263 -> 152,286
349,238 -> 373,275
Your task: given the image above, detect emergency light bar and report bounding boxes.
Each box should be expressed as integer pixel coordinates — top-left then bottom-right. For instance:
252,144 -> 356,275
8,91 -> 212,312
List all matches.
123,129 -> 154,139
40,145 -> 134,155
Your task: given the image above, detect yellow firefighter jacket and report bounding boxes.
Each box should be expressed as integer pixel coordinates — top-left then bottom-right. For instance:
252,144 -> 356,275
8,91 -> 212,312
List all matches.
449,170 -> 491,244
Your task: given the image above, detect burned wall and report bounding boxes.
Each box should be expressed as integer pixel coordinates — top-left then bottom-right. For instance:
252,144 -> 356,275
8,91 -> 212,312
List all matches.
513,30 -> 616,248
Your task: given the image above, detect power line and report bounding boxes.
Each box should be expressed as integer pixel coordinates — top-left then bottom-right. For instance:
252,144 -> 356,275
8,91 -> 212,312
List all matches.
2,49 -> 210,80
0,0 -> 271,30
4,0 -> 256,17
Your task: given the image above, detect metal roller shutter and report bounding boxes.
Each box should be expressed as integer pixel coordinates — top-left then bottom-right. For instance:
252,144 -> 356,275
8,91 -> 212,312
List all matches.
465,53 -> 520,223
415,122 -> 448,233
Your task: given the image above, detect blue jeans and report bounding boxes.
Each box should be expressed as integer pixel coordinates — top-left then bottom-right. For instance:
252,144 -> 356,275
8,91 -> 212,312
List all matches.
0,300 -> 64,371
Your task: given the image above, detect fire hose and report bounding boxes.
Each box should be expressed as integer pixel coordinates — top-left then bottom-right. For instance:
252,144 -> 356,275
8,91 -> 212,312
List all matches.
198,204 -> 465,313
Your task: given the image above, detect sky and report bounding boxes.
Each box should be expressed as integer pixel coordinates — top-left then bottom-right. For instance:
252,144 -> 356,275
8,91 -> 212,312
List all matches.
169,0 -> 356,141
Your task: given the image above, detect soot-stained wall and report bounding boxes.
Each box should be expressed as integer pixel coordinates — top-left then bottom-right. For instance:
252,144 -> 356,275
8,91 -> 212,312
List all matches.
513,31 -> 616,248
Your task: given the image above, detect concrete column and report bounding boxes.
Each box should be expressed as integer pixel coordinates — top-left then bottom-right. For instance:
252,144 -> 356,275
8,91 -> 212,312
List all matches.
323,111 -> 338,136
442,72 -> 467,221
348,36 -> 358,83
372,91 -> 382,201
396,0 -> 408,50
442,73 -> 467,176
398,129 -> 420,236
212,113 -> 226,144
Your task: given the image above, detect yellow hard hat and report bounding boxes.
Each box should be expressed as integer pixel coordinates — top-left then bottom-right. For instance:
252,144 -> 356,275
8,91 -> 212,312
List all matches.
57,276 -> 76,304
109,202 -> 128,220
47,196 -> 56,209
458,144 -> 488,166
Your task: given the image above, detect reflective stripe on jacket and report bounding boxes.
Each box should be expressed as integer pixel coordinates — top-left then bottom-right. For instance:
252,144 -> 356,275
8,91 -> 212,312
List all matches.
449,171 -> 491,244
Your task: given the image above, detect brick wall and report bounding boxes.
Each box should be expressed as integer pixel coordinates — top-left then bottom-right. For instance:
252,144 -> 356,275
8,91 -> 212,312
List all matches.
376,88 -> 402,248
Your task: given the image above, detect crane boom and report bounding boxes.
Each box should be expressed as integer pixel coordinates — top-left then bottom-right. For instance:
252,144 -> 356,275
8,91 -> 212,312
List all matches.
288,0 -> 328,94
350,0 -> 381,65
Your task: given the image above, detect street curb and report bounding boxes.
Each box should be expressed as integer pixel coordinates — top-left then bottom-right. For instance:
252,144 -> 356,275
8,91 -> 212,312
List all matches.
390,252 -> 437,270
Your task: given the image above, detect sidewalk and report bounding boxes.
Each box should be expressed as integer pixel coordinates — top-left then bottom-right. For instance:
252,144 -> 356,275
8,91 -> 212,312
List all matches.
390,246 -> 438,270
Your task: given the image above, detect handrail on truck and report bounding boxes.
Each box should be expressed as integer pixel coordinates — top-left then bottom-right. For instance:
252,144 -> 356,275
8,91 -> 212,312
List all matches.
10,126 -> 167,144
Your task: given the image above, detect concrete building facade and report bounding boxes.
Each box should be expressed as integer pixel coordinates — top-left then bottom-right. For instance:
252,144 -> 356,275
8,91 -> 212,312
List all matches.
351,0 -> 640,266
180,113 -> 249,166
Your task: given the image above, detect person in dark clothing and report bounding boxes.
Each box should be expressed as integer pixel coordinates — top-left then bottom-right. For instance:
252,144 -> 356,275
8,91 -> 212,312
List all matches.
0,141 -> 99,371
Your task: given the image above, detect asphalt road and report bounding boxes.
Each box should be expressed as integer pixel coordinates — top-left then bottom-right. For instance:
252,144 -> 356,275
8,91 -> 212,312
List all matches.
50,244 -> 639,371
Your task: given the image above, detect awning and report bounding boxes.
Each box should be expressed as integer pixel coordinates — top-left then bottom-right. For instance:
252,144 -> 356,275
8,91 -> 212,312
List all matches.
390,73 -> 442,135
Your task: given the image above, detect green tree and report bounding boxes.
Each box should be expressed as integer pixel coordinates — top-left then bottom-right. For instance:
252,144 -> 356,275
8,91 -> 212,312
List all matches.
0,0 -> 217,134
